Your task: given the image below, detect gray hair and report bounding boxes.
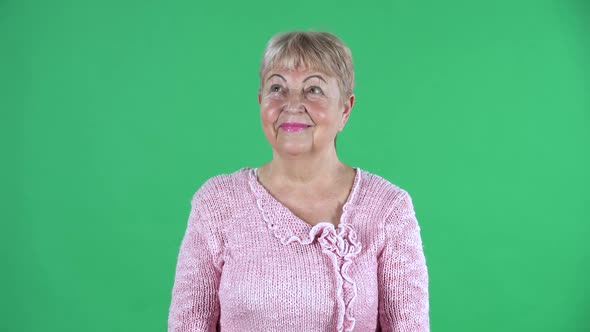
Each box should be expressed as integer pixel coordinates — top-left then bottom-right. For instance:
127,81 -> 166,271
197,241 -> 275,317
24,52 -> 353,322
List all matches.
258,31 -> 355,103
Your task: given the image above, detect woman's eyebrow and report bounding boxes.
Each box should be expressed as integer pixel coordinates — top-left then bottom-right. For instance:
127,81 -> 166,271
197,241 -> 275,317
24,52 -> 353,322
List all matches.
266,74 -> 286,82
303,75 -> 327,84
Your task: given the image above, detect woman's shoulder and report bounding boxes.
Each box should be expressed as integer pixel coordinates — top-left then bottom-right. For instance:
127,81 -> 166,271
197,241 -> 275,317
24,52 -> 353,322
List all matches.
357,167 -> 411,206
189,167 -> 252,210
355,168 -> 417,222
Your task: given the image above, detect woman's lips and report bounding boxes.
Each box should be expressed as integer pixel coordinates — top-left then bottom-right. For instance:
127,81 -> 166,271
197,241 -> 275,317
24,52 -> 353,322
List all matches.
279,122 -> 311,132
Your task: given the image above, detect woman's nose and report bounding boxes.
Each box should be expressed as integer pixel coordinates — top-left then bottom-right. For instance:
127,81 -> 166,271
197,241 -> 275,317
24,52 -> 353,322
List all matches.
285,92 -> 305,112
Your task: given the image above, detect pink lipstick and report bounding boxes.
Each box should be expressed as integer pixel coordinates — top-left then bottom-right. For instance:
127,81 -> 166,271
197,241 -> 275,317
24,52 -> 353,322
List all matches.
279,122 -> 310,132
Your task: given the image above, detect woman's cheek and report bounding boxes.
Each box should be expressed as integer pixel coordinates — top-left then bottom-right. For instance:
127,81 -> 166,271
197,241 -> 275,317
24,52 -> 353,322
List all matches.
304,99 -> 328,113
260,108 -> 278,131
266,98 -> 284,109
306,105 -> 328,122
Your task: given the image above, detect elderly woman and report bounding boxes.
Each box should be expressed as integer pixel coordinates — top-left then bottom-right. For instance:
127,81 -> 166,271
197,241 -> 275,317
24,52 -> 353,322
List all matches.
168,31 -> 429,332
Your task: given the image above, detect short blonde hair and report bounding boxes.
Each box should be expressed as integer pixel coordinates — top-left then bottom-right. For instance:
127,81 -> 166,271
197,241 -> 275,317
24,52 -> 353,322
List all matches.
258,31 -> 355,102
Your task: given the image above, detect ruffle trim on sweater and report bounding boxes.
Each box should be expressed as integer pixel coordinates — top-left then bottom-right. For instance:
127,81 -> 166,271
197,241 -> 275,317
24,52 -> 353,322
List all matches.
291,223 -> 362,332
247,167 -> 363,332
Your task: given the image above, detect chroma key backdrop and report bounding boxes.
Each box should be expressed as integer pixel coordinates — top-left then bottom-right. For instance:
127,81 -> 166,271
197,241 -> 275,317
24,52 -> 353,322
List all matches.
4,0 -> 589,331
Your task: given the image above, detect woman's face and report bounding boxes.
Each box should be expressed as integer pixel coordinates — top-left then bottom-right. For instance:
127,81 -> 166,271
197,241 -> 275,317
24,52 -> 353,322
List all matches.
258,66 -> 354,157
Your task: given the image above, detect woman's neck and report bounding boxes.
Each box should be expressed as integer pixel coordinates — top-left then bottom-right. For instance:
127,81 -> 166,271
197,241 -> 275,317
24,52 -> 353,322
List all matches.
258,150 -> 350,189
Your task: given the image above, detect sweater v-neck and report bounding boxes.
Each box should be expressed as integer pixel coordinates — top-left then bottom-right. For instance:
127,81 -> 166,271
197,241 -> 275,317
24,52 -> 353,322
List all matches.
247,166 -> 363,246
246,166 -> 364,331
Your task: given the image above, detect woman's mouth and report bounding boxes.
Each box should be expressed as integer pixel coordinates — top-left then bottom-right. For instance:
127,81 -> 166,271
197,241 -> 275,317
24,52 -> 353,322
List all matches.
279,123 -> 311,132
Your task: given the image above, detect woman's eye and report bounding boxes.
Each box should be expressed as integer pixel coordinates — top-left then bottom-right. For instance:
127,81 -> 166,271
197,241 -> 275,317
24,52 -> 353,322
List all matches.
307,86 -> 323,95
270,84 -> 282,93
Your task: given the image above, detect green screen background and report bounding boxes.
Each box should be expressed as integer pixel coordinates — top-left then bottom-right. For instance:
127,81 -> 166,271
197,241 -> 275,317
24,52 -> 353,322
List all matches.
3,0 -> 589,331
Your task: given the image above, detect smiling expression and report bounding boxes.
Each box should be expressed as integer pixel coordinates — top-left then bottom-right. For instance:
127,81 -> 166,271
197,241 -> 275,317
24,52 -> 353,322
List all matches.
258,67 -> 354,157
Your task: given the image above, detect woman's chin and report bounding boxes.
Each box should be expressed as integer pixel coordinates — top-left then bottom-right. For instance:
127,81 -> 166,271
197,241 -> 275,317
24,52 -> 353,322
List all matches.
274,142 -> 312,157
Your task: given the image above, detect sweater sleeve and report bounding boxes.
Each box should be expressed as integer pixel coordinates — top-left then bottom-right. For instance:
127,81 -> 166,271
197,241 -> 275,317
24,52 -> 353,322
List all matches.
377,190 -> 430,332
168,195 -> 223,332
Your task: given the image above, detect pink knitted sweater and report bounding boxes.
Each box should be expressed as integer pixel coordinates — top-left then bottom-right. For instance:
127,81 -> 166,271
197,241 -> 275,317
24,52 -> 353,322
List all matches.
168,167 -> 429,332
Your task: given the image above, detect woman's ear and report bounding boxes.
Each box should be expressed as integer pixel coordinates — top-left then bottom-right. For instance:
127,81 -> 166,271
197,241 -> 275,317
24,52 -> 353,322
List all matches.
339,94 -> 355,131
346,94 -> 355,110
258,91 -> 262,105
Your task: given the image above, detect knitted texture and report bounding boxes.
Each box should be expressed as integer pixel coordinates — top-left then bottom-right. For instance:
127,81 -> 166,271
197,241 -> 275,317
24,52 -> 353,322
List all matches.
168,167 -> 429,332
